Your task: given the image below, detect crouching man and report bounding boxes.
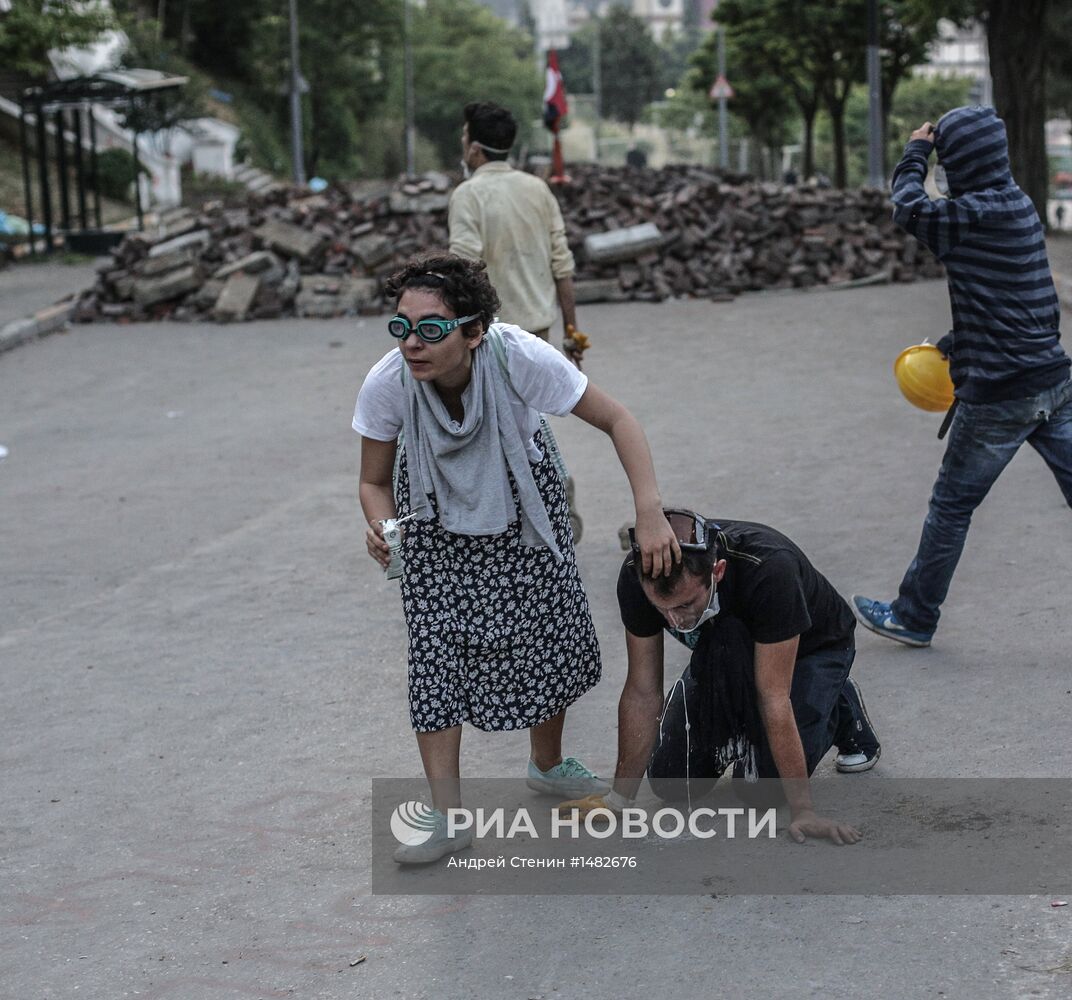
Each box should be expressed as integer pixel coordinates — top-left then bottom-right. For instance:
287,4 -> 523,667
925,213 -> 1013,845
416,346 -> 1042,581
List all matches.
571,510 -> 881,845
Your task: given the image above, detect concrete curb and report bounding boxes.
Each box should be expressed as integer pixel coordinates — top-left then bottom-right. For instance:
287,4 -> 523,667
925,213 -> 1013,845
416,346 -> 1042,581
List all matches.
0,300 -> 75,355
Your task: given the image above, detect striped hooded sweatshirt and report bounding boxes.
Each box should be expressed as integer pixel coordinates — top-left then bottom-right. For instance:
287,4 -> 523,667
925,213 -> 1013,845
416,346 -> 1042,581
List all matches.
891,105 -> 1069,403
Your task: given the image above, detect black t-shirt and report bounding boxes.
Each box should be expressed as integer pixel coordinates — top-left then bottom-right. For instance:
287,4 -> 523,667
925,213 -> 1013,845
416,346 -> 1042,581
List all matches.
617,519 -> 855,655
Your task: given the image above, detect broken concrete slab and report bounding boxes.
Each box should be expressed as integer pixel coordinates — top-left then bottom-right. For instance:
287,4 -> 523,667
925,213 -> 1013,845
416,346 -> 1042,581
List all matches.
425,171 -> 451,193
194,279 -> 225,311
111,274 -> 137,300
134,265 -> 202,306
213,272 -> 261,321
140,246 -> 199,278
349,234 -> 394,270
213,251 -> 281,281
147,229 -> 212,259
573,278 -> 629,304
583,223 -> 663,265
278,261 -> 301,305
253,220 -> 326,261
343,277 -> 380,311
294,275 -> 379,318
154,213 -> 199,242
388,190 -> 449,214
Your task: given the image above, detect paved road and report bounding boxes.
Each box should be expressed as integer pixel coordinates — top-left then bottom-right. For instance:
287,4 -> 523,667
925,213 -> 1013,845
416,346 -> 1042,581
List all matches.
1047,232 -> 1072,290
0,257 -> 102,329
2,280 -> 1070,999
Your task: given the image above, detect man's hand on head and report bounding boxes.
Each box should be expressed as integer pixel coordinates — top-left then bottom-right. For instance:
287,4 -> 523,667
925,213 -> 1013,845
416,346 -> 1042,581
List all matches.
787,808 -> 862,846
910,121 -> 936,144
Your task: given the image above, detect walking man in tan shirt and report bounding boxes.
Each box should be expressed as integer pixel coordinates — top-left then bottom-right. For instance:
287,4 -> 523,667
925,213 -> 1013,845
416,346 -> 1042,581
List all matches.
449,101 -> 585,539
449,101 -> 579,348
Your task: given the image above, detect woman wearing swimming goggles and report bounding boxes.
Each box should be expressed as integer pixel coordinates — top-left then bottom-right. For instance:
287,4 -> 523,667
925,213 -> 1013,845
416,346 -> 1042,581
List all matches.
353,252 -> 679,864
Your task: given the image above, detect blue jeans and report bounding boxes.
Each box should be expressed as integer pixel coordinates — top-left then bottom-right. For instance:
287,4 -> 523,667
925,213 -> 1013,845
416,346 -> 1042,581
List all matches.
893,379 -> 1072,633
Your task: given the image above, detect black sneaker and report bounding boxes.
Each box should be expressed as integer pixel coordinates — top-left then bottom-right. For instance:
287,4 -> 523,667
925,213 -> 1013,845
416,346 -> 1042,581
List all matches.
835,677 -> 881,773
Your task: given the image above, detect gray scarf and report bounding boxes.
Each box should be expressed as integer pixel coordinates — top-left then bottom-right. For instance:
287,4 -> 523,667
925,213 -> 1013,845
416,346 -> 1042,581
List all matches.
401,344 -> 563,561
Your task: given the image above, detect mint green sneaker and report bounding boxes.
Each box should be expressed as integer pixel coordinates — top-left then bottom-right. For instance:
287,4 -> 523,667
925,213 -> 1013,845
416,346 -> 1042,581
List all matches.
526,756 -> 610,798
392,809 -> 473,865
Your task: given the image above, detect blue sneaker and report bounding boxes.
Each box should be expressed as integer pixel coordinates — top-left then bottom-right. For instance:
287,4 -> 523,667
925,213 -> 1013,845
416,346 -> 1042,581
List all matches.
526,756 -> 610,798
851,595 -> 933,648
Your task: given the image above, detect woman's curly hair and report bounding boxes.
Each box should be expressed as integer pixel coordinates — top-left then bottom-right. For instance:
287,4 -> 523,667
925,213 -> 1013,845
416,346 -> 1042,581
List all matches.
383,252 -> 500,337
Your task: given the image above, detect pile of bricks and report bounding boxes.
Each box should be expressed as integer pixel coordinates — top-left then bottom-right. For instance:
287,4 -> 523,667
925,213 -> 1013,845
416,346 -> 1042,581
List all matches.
72,165 -> 939,323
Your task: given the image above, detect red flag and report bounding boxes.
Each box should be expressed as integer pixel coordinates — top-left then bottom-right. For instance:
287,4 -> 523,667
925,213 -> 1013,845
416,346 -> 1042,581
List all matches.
544,49 -> 569,181
543,50 -> 568,133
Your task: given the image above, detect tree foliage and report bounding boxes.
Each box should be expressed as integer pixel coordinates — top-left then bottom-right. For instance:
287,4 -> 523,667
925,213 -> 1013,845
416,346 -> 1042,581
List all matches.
116,0 -> 539,178
557,7 -> 664,129
402,0 -> 542,167
815,74 -> 972,187
112,13 -> 208,150
1049,1 -> 1072,117
977,0 -> 1049,216
715,0 -> 828,178
716,0 -> 965,186
0,0 -> 115,76
686,27 -> 796,175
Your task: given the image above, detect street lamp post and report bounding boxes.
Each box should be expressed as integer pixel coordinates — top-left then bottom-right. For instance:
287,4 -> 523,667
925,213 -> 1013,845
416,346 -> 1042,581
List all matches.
717,18 -> 728,169
403,0 -> 417,177
591,13 -> 601,163
866,0 -> 884,187
288,0 -> 306,185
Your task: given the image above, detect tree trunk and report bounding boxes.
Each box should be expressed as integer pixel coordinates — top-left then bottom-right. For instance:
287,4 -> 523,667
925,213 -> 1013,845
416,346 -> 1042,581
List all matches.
829,101 -> 847,188
181,0 -> 191,55
801,108 -> 816,179
880,72 -> 902,180
881,102 -> 893,179
986,0 -> 1049,220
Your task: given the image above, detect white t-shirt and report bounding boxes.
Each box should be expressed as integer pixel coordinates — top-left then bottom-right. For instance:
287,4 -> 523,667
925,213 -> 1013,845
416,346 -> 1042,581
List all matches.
352,323 -> 589,463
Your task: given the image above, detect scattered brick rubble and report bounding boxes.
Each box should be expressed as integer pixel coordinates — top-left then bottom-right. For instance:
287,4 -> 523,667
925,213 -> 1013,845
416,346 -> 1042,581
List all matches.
72,165 -> 941,324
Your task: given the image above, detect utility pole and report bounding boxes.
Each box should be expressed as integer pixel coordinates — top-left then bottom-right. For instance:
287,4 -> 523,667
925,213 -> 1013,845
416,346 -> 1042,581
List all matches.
591,14 -> 602,163
716,19 -> 728,169
403,0 -> 417,177
288,0 -> 306,185
866,0 -> 884,187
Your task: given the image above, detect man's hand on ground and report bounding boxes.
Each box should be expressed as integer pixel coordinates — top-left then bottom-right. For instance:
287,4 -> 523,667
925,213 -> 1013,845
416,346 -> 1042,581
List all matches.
787,809 -> 862,845
556,793 -> 620,817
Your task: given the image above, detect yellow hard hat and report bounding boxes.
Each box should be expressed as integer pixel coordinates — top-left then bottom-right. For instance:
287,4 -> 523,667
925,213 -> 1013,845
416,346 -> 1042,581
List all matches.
894,343 -> 955,412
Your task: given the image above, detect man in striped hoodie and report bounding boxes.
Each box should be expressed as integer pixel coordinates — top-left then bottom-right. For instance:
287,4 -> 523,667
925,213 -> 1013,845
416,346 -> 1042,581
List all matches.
853,106 -> 1072,648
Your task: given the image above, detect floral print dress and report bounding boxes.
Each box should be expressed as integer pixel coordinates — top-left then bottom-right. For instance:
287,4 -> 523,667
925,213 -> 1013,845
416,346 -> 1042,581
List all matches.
394,429 -> 601,732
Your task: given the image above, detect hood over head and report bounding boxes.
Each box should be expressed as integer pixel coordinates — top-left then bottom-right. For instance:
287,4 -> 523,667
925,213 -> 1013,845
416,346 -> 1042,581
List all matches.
934,106 -> 1011,196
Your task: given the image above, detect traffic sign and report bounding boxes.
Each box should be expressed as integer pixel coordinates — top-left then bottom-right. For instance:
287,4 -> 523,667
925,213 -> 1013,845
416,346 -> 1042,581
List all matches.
709,74 -> 735,101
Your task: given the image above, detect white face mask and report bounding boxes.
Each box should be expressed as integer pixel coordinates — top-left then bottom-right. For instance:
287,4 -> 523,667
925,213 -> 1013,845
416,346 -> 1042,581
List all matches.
934,163 -> 949,197
671,581 -> 721,634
